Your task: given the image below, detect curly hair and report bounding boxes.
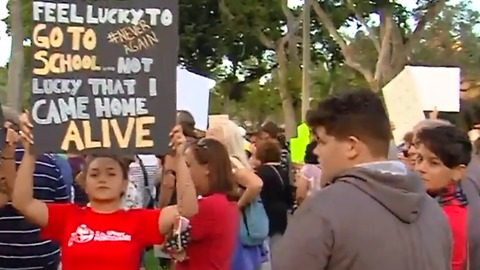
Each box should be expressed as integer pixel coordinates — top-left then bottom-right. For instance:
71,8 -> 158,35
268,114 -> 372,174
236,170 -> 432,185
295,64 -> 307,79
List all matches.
307,89 -> 391,157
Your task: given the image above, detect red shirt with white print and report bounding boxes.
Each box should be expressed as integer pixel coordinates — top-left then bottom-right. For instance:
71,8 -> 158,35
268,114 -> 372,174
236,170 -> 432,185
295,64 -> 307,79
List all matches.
40,204 -> 164,270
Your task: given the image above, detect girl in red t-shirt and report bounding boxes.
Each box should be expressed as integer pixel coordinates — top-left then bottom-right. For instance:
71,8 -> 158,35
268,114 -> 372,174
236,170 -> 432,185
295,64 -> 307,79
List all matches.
11,118 -> 198,270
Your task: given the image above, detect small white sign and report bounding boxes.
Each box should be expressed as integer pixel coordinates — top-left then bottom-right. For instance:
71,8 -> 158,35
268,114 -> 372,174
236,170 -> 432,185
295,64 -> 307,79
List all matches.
208,114 -> 229,128
406,66 -> 460,112
382,69 -> 426,144
176,67 -> 216,131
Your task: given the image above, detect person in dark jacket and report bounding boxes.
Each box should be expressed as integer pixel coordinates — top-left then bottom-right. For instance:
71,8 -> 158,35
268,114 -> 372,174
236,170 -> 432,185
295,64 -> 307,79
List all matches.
272,89 -> 452,270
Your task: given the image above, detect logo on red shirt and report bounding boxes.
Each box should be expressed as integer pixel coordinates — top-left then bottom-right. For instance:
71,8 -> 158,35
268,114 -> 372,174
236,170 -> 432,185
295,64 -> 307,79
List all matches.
68,224 -> 132,247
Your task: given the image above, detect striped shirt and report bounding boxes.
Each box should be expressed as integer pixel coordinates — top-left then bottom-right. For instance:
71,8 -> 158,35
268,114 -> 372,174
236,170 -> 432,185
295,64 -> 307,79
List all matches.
0,148 -> 69,269
127,155 -> 158,208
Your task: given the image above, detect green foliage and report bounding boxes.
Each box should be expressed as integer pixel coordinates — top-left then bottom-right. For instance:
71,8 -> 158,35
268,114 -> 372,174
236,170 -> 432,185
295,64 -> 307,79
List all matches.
221,0 -> 286,44
410,0 -> 480,80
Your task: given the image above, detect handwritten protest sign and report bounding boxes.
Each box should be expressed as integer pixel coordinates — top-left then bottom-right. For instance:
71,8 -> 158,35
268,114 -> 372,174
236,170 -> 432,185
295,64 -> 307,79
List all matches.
208,115 -> 229,128
30,0 -> 178,154
382,68 -> 425,144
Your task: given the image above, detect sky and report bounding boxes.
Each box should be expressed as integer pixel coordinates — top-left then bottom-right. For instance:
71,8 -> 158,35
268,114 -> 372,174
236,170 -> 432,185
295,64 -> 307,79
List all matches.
0,0 -> 479,67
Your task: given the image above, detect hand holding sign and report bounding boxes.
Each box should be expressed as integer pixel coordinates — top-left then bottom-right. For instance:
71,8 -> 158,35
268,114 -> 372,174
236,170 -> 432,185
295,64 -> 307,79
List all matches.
428,107 -> 439,120
169,125 -> 186,156
19,112 -> 34,152
4,122 -> 20,148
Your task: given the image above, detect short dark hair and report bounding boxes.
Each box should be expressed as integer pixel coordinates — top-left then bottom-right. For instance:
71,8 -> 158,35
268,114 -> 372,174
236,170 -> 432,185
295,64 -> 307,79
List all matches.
304,141 -> 318,164
306,89 -> 391,157
191,138 -> 238,201
261,121 -> 280,139
177,110 -> 196,138
416,126 -> 472,168
255,140 -> 281,163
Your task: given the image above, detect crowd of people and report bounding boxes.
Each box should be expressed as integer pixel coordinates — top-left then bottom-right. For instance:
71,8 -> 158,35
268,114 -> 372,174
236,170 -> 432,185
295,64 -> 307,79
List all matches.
0,88 -> 479,270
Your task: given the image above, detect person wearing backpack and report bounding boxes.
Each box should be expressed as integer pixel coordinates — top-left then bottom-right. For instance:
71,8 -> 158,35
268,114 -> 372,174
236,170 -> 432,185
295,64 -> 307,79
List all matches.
253,141 -> 293,246
252,140 -> 293,270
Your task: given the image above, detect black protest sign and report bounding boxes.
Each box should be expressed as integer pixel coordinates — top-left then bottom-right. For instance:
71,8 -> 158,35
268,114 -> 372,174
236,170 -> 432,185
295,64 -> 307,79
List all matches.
30,0 -> 178,154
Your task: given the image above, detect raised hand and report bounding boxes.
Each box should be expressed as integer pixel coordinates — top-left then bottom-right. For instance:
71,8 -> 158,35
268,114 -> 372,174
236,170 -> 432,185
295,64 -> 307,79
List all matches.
428,107 -> 438,120
169,125 -> 186,156
18,112 -> 34,151
3,122 -> 20,151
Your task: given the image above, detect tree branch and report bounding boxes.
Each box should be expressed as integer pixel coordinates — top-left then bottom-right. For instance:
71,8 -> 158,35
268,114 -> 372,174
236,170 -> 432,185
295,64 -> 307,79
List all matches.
374,10 -> 393,84
279,15 -> 302,46
311,1 -> 348,52
405,0 -> 447,50
280,0 -> 296,22
219,0 -> 276,50
311,0 -> 374,83
346,0 -> 380,53
257,30 -> 276,49
218,0 -> 235,20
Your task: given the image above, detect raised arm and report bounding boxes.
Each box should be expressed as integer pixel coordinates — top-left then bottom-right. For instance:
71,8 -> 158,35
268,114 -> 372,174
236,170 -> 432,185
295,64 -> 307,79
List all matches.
11,115 -> 48,227
159,125 -> 198,235
232,158 -> 263,208
173,153 -> 197,217
158,155 -> 176,208
11,147 -> 49,226
0,126 -> 18,207
0,178 -> 7,207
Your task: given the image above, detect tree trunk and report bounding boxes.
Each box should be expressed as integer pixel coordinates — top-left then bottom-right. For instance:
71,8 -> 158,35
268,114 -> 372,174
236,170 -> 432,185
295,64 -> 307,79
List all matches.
301,0 -> 311,121
311,0 -> 447,92
276,45 -> 297,139
7,0 -> 24,111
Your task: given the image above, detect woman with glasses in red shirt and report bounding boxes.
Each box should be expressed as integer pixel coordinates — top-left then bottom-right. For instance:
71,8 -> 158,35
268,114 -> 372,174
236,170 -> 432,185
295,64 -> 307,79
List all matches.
11,116 -> 198,270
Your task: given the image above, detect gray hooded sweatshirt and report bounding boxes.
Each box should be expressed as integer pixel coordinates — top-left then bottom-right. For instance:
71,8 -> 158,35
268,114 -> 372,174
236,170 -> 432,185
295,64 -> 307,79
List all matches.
462,155 -> 480,269
272,161 -> 452,270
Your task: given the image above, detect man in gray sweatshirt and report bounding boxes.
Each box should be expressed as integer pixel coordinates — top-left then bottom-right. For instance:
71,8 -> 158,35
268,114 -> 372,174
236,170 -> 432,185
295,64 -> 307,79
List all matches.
272,89 -> 452,270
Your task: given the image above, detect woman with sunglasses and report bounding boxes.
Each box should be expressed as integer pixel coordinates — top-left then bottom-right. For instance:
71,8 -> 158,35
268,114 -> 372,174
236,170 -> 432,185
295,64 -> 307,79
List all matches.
11,114 -> 198,270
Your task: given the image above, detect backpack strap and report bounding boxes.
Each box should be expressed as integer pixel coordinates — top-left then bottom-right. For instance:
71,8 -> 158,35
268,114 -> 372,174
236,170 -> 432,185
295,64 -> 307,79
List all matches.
136,155 -> 155,208
268,164 -> 284,189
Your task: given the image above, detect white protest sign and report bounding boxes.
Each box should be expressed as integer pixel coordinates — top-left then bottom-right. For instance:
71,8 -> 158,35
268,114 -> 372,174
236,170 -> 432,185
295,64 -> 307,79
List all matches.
382,69 -> 426,144
176,67 -> 216,131
404,66 -> 461,112
208,114 -> 229,128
